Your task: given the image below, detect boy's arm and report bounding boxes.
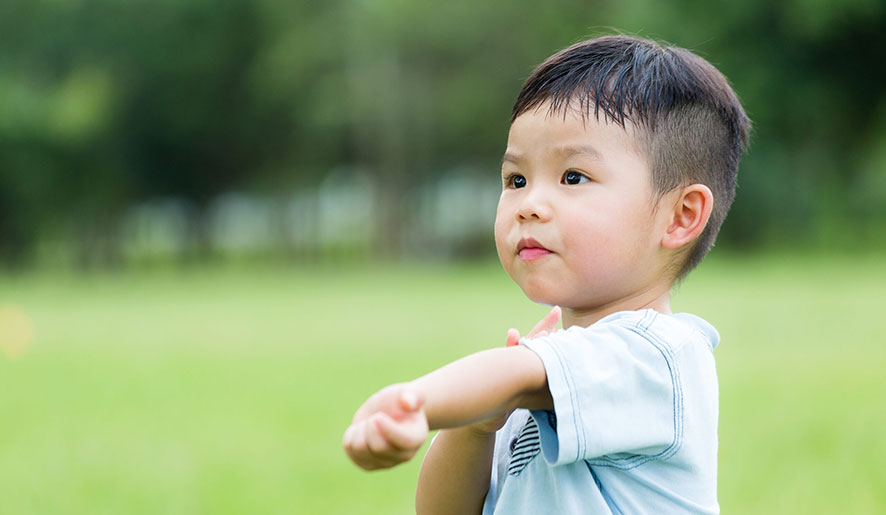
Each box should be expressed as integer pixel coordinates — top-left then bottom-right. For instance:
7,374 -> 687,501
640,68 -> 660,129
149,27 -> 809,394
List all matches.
343,308 -> 560,514
415,359 -> 549,515
409,305 -> 560,430
342,345 -> 553,468
415,426 -> 496,515
342,350 -> 547,509
413,345 -> 553,427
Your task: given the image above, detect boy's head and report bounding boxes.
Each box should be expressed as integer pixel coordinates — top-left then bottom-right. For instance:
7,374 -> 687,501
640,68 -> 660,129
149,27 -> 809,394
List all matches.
495,35 -> 750,313
509,35 -> 750,280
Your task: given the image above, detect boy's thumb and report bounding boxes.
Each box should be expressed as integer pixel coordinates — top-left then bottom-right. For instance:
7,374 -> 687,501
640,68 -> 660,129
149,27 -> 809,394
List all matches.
400,391 -> 424,412
506,328 -> 520,347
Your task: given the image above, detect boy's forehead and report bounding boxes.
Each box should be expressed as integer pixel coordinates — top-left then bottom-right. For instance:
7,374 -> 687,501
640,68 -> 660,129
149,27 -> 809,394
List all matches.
506,103 -> 647,161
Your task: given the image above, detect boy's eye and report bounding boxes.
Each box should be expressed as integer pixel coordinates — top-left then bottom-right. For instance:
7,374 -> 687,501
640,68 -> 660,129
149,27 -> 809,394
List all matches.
507,174 -> 527,189
563,170 -> 590,185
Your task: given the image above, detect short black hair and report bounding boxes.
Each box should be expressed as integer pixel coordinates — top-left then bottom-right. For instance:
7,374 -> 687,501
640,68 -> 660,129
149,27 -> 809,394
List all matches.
512,35 -> 751,279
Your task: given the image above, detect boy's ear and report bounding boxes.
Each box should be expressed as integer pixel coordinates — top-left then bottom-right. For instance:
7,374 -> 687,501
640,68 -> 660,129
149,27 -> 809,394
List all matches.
661,184 -> 714,249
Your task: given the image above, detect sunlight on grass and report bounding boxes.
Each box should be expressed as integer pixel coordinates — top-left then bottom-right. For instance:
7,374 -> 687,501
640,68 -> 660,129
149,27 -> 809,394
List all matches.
0,253 -> 883,513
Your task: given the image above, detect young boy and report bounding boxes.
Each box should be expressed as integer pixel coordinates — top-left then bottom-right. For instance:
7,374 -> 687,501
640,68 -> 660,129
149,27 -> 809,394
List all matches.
343,35 -> 750,514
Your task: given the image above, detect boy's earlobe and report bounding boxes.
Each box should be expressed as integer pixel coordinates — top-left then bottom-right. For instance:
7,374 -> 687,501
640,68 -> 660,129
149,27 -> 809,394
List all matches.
661,184 -> 714,249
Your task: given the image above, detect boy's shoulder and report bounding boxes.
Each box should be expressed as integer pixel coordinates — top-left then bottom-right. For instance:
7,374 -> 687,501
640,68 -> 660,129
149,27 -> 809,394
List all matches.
553,309 -> 720,353
520,309 -> 719,394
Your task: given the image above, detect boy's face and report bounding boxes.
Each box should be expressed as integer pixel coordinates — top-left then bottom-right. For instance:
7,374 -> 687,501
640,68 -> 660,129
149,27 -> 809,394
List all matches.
495,104 -> 675,315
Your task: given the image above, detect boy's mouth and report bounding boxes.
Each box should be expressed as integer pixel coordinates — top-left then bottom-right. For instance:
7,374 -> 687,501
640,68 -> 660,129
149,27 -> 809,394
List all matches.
517,237 -> 552,261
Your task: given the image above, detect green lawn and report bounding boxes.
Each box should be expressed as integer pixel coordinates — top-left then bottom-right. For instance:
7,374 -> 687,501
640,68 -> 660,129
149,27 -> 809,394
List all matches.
1,253 -> 884,513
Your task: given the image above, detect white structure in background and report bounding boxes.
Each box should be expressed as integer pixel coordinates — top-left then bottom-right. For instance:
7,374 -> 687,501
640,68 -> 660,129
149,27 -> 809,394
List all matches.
120,198 -> 192,260
208,192 -> 276,254
316,167 -> 376,248
283,167 -> 376,254
120,167 -> 501,260
410,168 -> 500,256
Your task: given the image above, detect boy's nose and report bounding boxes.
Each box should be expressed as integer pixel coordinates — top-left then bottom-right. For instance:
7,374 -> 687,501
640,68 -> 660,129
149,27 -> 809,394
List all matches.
516,189 -> 553,222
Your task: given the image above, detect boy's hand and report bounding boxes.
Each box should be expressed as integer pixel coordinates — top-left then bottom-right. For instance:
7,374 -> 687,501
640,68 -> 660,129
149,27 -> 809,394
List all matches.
506,305 -> 561,347
342,384 -> 429,471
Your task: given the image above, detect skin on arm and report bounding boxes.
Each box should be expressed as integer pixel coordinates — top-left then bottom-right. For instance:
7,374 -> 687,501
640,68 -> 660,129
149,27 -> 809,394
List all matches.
342,346 -> 553,469
414,345 -> 553,428
415,424 -> 496,514
415,306 -> 559,515
341,307 -> 561,514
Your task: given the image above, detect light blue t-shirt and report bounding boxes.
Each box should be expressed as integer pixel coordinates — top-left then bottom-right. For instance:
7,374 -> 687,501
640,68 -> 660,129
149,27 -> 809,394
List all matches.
482,309 -> 721,514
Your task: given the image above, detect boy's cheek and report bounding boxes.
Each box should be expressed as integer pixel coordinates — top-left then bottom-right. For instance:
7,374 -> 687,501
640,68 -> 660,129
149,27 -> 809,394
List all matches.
493,218 -> 512,261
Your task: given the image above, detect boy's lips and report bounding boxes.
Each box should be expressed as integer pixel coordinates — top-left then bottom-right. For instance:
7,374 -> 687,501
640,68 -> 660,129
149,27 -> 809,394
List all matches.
517,237 -> 553,261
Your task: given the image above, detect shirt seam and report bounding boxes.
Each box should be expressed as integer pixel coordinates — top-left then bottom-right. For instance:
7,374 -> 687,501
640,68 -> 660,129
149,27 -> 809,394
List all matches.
586,312 -> 685,470
550,337 -> 585,462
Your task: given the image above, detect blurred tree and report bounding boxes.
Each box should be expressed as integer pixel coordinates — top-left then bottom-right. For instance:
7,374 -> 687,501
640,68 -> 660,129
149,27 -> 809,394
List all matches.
0,0 -> 883,265
113,0 -> 271,258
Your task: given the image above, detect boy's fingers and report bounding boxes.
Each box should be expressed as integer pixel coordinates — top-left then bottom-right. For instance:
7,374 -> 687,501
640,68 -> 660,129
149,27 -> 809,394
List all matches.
365,416 -> 393,454
375,412 -> 427,453
342,424 -> 355,449
343,422 -> 368,462
528,306 -> 561,338
528,316 -> 547,336
346,420 -> 393,470
364,416 -> 405,467
506,328 -> 520,347
540,306 -> 561,332
352,392 -> 377,423
398,391 -> 424,412
344,407 -> 421,470
353,385 -> 405,423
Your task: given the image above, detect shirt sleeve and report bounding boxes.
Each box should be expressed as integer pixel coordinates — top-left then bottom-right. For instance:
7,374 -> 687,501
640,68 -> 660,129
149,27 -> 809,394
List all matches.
521,314 -> 683,468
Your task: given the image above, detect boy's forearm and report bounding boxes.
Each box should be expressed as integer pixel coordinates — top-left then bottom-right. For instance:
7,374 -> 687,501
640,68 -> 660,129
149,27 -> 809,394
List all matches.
342,345 -> 550,474
409,346 -> 552,430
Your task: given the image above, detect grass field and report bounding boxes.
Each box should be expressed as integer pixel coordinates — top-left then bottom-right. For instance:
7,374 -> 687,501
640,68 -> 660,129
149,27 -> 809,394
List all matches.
1,253 -> 884,514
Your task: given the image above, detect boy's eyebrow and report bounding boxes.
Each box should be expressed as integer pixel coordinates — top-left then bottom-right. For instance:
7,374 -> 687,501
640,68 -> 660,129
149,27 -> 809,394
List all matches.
554,144 -> 602,161
501,151 -> 522,165
501,145 -> 603,166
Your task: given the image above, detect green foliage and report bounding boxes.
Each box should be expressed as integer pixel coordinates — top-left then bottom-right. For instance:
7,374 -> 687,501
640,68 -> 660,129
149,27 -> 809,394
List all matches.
0,1 -> 884,263
0,254 -> 884,512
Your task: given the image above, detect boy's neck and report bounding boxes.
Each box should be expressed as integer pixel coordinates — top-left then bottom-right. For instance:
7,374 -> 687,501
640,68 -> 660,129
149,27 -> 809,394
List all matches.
561,282 -> 673,329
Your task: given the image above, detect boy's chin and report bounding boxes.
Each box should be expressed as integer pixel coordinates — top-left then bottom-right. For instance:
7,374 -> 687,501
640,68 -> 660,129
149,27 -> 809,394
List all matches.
510,272 -> 569,307
520,287 -> 563,308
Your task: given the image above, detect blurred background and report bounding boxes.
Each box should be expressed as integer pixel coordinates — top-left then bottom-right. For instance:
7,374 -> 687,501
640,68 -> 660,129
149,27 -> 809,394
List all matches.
2,0 -> 885,266
0,0 -> 884,513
